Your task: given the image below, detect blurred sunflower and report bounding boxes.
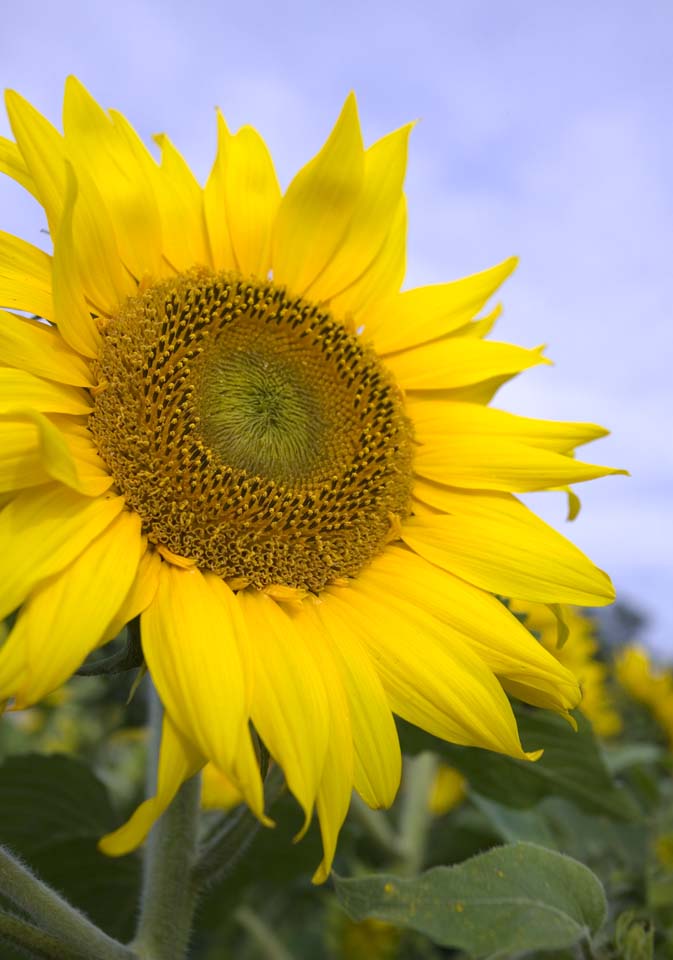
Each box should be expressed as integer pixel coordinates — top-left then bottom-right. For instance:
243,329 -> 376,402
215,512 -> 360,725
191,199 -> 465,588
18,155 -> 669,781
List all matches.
509,601 -> 622,738
0,78 -> 624,881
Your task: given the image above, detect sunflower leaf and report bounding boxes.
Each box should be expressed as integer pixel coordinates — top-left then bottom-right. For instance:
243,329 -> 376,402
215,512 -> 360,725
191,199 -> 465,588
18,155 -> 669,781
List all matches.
397,709 -> 640,821
333,841 -> 607,959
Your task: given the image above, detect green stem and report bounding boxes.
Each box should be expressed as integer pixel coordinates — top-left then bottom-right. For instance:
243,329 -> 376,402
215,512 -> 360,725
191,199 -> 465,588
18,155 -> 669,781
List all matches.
0,846 -> 133,959
349,794 -> 403,859
0,908 -> 89,960
235,906 -> 296,960
132,686 -> 201,960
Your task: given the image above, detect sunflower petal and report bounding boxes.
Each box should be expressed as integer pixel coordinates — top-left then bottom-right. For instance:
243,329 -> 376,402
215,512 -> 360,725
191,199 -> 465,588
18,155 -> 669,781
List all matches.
0,311 -> 94,387
217,121 -> 281,277
361,257 -> 518,354
326,586 -> 535,760
0,231 -> 53,319
141,564 -> 249,772
100,711 -> 204,856
6,511 -> 143,706
0,136 -> 36,196
238,591 -> 330,833
0,368 -> 91,415
387,338 -> 549,390
101,546 -> 160,644
404,489 -> 615,606
361,546 -> 580,713
272,94 -> 364,295
152,134 -> 210,272
408,400 -> 610,453
0,487 -> 124,619
414,435 -> 626,492
307,124 -> 411,303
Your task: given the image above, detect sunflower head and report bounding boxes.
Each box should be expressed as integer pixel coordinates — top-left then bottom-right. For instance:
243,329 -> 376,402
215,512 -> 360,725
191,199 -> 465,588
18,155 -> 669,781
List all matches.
0,76 -> 625,882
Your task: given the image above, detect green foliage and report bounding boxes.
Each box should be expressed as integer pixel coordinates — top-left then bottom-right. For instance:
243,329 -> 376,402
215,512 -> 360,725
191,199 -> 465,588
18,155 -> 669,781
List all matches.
334,842 -> 607,958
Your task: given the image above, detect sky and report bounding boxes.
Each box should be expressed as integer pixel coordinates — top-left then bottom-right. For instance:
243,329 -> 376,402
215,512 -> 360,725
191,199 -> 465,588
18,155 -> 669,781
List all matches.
1,0 -> 671,650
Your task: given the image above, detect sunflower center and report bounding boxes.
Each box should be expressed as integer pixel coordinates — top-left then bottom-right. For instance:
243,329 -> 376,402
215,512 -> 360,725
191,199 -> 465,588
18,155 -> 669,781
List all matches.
90,270 -> 414,591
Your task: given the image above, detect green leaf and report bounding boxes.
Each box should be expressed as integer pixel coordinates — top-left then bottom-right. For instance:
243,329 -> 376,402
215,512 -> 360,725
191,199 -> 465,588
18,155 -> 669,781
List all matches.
398,709 -> 640,821
0,753 -> 115,854
0,754 -> 141,941
334,842 -> 607,959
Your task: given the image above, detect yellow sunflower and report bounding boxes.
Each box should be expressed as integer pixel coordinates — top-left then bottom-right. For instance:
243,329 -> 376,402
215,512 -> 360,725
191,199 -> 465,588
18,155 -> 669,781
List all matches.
0,77 -> 624,882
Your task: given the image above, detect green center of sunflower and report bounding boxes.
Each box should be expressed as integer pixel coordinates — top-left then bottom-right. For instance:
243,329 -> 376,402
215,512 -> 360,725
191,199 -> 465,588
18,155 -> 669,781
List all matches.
90,269 -> 414,591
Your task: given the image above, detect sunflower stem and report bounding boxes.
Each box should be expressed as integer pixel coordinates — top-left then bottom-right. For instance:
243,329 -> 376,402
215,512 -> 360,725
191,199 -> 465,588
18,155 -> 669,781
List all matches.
132,685 -> 202,960
0,846 -> 134,959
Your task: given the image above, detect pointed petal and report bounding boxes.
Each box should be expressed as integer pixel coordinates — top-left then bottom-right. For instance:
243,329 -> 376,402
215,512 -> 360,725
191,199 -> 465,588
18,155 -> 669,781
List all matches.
325,585 -> 534,759
292,605 -> 354,882
386,338 -> 549,391
330,196 -> 407,319
51,164 -> 102,359
101,546 -> 160,643
5,89 -> 66,234
306,124 -> 411,303
0,311 -> 95,387
414,434 -> 626,492
141,564 -> 250,772
0,487 -> 124,619
404,489 -> 616,606
100,711 -> 204,856
360,546 -> 580,713
310,597 -> 401,809
361,258 -> 518,354
152,134 -> 210,271
0,231 -> 53,319
0,136 -> 36,197
63,78 -> 164,281
5,511 -> 142,706
0,368 -> 91,415
238,591 -> 330,832
204,111 -> 237,272
408,400 -> 610,453
218,121 -> 281,277
272,94 -> 364,295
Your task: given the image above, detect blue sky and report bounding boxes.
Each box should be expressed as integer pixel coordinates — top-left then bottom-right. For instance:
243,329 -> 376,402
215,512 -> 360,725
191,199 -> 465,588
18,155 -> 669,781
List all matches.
1,1 -> 671,650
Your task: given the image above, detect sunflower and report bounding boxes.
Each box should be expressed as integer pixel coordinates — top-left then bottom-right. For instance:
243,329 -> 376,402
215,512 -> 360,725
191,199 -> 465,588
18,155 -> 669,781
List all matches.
509,600 -> 622,738
0,77 -> 624,881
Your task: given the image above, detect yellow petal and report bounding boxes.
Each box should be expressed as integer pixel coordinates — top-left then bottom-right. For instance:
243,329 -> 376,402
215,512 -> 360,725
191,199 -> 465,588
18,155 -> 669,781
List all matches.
360,546 -> 580,713
51,164 -> 102,359
361,257 -> 518,355
408,400 -> 610,453
141,564 -> 250,772
0,486 -> 124,619
0,231 -> 53,319
272,94 -> 364,296
386,338 -> 549,390
325,585 -> 534,759
0,368 -> 91,415
238,591 -> 330,833
292,605 -> 354,882
413,434 -> 625,492
446,303 -> 502,340
152,134 -> 210,272
0,136 -> 37,197
311,597 -> 401,809
63,77 -> 163,281
0,411 -> 87,494
0,311 -> 95,387
330,195 -> 407,319
6,510 -> 143,706
5,89 -> 66,235
100,711 -> 204,856
101,546 -> 161,644
215,119 -> 281,277
204,111 -> 236,272
306,124 -> 411,303
404,489 -> 616,606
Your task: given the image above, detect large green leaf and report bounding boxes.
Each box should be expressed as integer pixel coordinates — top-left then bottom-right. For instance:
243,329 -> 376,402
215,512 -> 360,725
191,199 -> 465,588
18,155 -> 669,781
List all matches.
334,841 -> 607,959
398,709 -> 640,820
0,753 -> 141,941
